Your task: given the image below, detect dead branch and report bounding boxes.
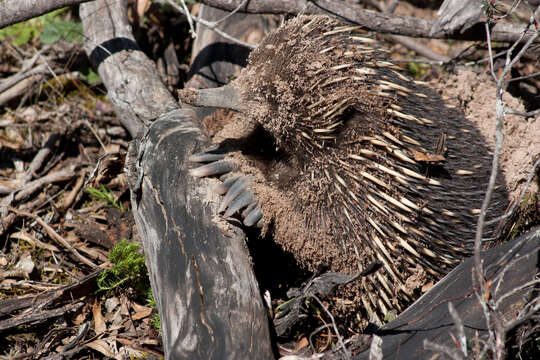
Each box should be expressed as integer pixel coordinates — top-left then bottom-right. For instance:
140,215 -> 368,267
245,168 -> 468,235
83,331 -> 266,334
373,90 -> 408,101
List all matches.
0,271 -> 100,331
0,74 -> 44,106
12,164 -> 77,203
198,0 -> 539,44
79,0 -> 274,358
0,0 -> 93,29
0,301 -> 84,331
163,0 -> 257,49
11,208 -> 99,269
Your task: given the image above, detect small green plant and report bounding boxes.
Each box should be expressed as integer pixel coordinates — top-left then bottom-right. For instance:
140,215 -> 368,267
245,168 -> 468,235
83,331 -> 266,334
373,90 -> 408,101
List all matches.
40,20 -> 82,44
97,239 -> 149,294
407,62 -> 427,79
146,290 -> 161,331
384,309 -> 397,323
87,185 -> 124,212
0,8 -> 78,46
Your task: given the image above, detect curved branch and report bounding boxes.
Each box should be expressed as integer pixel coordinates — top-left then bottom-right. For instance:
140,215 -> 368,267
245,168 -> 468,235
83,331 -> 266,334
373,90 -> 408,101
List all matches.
198,0 -> 539,44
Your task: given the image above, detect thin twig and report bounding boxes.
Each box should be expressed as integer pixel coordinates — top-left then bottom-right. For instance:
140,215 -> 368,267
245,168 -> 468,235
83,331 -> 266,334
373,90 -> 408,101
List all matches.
60,169 -> 87,211
213,0 -> 249,25
448,302 -> 468,358
179,0 -> 196,38
494,278 -> 540,310
485,22 -> 498,82
505,108 -> 540,117
311,295 -> 350,359
424,338 -> 465,360
165,0 -> 256,49
472,5 -> 540,358
10,208 -> 99,269
308,324 -> 332,353
23,133 -> 60,183
508,69 -> 540,82
475,5 -> 540,290
503,297 -> 540,332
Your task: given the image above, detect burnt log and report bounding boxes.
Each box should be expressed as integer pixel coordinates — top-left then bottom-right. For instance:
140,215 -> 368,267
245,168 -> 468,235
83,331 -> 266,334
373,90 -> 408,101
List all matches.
356,227 -> 540,359
80,1 -> 274,359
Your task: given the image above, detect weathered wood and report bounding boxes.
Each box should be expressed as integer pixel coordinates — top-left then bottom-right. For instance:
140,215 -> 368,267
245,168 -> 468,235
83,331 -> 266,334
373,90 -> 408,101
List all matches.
127,115 -> 273,359
0,0 -> 93,29
354,228 -> 539,359
0,271 -> 99,332
430,0 -> 484,36
80,1 -> 274,359
197,0 -> 540,44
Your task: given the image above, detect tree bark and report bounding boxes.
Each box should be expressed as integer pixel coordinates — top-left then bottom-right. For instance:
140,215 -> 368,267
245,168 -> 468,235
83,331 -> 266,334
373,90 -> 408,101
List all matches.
80,1 -> 274,359
355,228 -> 540,359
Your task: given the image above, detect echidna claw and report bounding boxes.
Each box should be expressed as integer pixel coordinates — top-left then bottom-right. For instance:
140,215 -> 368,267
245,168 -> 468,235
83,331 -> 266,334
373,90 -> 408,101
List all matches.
244,206 -> 263,227
218,176 -> 253,213
224,191 -> 255,218
189,149 -> 263,228
190,160 -> 236,177
214,175 -> 241,195
189,151 -> 227,163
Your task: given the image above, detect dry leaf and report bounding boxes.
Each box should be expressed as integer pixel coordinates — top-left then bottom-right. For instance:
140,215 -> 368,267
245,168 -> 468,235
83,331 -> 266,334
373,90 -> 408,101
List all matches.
115,337 -> 133,346
105,296 -> 121,313
73,312 -> 87,325
11,231 -> 59,252
140,338 -> 159,346
14,254 -> 35,276
92,299 -> 107,334
295,337 -> 309,351
421,281 -> 434,293
132,306 -> 153,321
86,339 -> 119,359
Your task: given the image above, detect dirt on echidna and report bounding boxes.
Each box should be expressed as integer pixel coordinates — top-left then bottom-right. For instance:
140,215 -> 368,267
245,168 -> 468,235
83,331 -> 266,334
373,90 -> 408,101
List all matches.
200,15 -> 539,331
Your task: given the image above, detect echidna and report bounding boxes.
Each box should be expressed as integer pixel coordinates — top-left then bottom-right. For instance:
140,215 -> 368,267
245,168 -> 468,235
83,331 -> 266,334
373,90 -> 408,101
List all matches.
180,15 -> 508,325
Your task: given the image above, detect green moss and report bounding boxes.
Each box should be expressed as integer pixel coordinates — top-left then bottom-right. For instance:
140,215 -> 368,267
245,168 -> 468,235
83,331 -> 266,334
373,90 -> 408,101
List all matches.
407,62 -> 428,79
97,239 -> 149,295
146,287 -> 161,331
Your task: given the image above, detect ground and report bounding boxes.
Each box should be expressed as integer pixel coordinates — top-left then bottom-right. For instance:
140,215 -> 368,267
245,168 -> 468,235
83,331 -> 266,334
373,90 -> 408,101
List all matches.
0,1 -> 539,359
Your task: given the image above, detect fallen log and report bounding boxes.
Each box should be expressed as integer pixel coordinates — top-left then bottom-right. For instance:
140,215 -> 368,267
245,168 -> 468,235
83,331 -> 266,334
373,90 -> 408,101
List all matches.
80,1 -> 274,359
356,227 -> 540,359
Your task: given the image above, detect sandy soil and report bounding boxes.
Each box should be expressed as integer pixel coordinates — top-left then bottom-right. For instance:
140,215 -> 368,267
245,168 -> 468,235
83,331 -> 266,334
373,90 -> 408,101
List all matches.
440,68 -> 540,198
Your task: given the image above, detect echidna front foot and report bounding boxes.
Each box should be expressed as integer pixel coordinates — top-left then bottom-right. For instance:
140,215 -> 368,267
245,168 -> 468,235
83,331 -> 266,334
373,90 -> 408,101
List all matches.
189,146 -> 232,177
190,148 -> 263,228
